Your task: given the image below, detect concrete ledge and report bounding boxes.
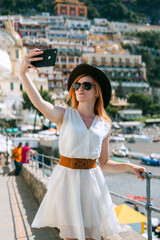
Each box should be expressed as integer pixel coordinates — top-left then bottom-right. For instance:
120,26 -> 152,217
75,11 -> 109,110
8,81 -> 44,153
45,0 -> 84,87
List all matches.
22,164 -> 49,205
22,164 -> 147,240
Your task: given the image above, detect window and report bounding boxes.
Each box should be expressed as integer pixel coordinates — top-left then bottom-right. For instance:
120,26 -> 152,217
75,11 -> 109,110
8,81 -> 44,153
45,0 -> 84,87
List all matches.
111,72 -> 115,76
69,58 -> 73,62
56,82 -> 61,87
76,48 -> 81,53
61,48 -> 66,52
11,83 -> 14,90
102,57 -> 106,63
20,83 -> 23,91
16,49 -> 19,59
56,75 -> 61,79
126,58 -> 130,64
48,75 -> 53,80
134,59 -> 138,64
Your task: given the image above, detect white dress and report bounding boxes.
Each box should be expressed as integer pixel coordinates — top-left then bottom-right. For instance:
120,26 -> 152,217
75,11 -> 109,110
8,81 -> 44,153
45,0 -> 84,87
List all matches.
31,108 -> 121,240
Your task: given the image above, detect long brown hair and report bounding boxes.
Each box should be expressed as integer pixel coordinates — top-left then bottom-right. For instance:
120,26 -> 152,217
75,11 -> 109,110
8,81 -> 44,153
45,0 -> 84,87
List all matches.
67,74 -> 112,124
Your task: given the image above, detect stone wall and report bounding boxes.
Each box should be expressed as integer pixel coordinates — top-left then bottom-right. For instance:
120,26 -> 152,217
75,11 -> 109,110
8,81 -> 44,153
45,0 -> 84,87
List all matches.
22,163 -> 49,205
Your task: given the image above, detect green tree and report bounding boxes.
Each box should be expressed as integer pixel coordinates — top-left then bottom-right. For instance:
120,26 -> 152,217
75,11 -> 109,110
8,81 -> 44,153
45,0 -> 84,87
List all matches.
115,81 -> 125,99
127,91 -> 152,115
137,31 -> 160,49
148,104 -> 160,117
106,104 -> 118,120
100,0 -> 132,21
22,89 -> 54,131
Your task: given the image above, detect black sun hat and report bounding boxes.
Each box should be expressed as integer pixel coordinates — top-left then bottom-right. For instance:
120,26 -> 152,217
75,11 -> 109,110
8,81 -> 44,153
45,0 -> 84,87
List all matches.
68,63 -> 111,108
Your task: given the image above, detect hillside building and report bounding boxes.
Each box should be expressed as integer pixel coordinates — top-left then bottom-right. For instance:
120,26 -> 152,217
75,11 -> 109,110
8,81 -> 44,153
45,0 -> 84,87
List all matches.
82,52 -> 149,94
53,0 -> 87,18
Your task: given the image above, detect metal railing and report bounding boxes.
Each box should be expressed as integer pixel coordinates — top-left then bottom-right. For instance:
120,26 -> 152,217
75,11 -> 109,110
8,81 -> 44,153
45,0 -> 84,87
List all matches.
28,153 -> 160,240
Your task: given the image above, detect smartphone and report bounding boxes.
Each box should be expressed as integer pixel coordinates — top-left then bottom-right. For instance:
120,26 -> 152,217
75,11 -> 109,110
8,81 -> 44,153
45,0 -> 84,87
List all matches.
31,49 -> 58,68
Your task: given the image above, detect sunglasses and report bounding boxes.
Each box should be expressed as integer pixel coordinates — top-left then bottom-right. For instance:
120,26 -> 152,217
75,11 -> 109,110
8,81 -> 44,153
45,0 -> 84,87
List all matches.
72,82 -> 95,91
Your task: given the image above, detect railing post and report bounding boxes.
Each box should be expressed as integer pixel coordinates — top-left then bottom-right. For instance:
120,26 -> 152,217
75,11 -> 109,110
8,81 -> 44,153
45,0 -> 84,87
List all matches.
145,171 -> 152,240
50,157 -> 53,174
42,154 -> 44,177
31,152 -> 34,168
35,153 -> 38,172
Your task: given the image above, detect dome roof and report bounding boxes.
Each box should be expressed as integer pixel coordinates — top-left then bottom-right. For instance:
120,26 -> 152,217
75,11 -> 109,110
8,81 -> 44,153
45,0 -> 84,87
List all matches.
5,20 -> 23,48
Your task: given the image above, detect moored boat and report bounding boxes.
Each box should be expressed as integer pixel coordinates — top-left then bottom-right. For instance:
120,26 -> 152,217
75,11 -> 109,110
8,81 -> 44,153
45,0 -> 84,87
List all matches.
127,151 -> 144,160
112,143 -> 129,157
141,156 -> 160,166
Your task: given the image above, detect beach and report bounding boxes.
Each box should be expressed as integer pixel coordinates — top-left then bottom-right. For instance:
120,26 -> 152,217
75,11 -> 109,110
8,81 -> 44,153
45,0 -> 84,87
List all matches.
105,127 -> 160,219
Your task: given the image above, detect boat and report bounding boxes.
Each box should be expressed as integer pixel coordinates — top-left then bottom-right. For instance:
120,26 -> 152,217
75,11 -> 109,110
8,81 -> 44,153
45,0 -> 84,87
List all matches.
127,151 -> 144,160
127,195 -> 154,202
141,156 -> 160,166
126,137 -> 135,143
112,143 -> 129,157
110,157 -> 130,163
125,134 -> 153,143
110,136 -> 125,142
150,153 -> 160,159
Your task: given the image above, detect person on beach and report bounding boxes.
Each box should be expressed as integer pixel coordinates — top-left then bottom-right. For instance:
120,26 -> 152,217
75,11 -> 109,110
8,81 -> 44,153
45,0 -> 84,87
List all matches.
20,48 -> 146,240
12,142 -> 22,176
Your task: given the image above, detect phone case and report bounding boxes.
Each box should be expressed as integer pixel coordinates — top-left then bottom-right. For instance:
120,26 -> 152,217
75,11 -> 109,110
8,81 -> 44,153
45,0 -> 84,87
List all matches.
31,49 -> 58,67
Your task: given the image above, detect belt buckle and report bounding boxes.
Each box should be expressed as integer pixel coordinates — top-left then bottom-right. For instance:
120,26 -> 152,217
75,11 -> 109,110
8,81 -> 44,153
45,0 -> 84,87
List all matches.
74,159 -> 88,169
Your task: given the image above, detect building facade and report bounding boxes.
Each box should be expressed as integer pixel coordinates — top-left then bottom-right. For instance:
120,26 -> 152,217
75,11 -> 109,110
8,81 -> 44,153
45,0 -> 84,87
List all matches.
82,52 -> 149,94
53,0 -> 87,18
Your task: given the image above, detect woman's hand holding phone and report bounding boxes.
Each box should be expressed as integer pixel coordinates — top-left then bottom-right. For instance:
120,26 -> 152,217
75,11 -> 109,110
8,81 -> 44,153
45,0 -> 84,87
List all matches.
20,48 -> 43,74
20,48 -> 58,75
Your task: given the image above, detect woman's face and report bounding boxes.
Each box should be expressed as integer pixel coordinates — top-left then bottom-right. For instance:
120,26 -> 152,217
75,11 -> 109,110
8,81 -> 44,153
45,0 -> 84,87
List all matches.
74,76 -> 97,104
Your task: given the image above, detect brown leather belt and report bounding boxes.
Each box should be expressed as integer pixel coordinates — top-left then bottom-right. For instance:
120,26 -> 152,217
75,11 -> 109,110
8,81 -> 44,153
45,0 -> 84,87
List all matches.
59,155 -> 97,169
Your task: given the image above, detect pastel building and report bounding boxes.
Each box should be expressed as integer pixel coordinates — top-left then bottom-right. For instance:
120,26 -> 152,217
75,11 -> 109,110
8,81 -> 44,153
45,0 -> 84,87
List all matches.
82,52 -> 149,94
53,0 -> 87,18
0,20 -> 48,106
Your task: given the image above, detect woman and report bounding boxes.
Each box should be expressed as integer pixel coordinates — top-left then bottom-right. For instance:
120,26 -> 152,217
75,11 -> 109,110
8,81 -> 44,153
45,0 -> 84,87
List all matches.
20,49 -> 146,240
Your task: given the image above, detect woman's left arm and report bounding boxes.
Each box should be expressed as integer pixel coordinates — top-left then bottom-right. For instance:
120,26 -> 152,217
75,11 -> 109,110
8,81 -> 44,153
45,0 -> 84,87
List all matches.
98,131 -> 146,181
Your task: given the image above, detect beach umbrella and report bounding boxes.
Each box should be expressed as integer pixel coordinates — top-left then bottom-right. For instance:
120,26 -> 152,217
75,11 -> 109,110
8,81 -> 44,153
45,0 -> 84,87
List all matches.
115,204 -> 147,234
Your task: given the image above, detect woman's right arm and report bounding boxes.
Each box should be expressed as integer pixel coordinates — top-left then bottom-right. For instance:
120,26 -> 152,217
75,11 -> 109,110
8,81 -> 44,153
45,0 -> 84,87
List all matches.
19,48 -> 65,128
